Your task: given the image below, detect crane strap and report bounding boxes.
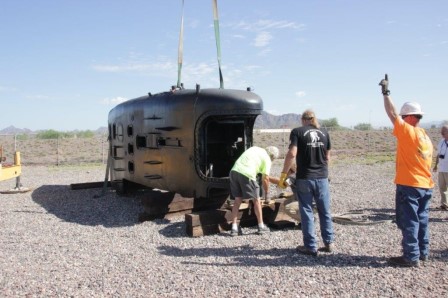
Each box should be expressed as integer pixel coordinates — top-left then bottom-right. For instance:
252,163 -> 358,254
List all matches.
212,0 -> 224,88
176,0 -> 185,88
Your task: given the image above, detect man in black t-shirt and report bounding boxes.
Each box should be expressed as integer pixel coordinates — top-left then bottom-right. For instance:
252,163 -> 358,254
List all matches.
278,109 -> 335,256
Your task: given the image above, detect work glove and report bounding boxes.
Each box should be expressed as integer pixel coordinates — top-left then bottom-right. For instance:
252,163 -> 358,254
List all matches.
278,172 -> 288,189
378,74 -> 390,95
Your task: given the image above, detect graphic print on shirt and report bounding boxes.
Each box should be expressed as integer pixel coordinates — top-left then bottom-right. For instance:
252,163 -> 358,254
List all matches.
310,131 -> 320,143
417,130 -> 432,161
305,129 -> 325,148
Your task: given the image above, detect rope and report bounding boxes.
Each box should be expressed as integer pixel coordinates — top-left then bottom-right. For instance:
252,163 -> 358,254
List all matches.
332,211 -> 394,226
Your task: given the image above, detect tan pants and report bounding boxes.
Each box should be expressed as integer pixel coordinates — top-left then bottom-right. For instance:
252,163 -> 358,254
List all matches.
438,172 -> 448,207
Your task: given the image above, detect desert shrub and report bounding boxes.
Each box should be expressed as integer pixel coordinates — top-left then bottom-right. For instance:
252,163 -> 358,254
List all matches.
320,118 -> 340,129
16,134 -> 29,140
76,130 -> 95,138
354,123 -> 372,131
36,130 -> 61,139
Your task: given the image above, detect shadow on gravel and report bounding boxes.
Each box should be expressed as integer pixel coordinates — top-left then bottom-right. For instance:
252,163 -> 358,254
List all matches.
31,185 -> 142,227
156,221 -> 187,238
157,245 -> 387,268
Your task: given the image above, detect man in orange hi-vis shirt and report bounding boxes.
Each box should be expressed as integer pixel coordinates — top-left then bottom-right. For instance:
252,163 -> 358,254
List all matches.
379,74 -> 434,268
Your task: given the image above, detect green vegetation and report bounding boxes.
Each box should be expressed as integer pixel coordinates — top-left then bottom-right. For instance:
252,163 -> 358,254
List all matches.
354,123 -> 373,131
36,129 -> 95,139
320,118 -> 340,129
15,134 -> 29,140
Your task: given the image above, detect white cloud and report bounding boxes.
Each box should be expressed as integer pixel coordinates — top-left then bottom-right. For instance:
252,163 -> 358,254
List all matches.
101,97 -> 128,105
257,48 -> 272,56
295,91 -> 306,97
254,31 -> 272,47
92,61 -> 175,74
184,63 -> 215,76
232,19 -> 305,31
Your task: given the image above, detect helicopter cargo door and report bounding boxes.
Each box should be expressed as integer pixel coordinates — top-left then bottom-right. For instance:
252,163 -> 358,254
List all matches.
199,118 -> 248,179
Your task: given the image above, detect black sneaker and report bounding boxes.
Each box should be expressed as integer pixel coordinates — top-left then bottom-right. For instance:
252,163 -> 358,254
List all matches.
296,246 -> 318,257
388,256 -> 419,267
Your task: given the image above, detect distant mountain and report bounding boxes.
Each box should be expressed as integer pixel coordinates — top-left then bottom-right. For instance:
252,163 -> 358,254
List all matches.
0,125 -> 33,135
0,126 -> 110,135
95,127 -> 108,134
254,111 -> 301,129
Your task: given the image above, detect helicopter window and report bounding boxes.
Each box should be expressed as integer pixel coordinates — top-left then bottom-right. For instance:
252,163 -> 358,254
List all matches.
128,161 -> 135,174
128,143 -> 134,155
135,133 -> 161,149
136,136 -> 146,149
127,125 -> 133,137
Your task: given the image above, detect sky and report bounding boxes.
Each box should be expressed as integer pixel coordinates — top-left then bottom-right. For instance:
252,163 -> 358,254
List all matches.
1,0 -> 447,131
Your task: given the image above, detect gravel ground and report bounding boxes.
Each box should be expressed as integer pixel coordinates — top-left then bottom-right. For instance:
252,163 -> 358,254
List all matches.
1,163 -> 447,297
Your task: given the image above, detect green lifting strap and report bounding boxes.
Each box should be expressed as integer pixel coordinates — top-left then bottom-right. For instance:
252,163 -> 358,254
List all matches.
177,0 -> 185,88
212,0 -> 224,89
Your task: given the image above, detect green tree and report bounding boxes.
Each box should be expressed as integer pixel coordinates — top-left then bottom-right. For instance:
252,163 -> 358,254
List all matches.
320,118 -> 340,129
354,123 -> 372,131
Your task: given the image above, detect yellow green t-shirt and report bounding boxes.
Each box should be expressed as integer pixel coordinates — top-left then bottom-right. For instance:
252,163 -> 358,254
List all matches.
393,118 -> 434,188
231,146 -> 271,181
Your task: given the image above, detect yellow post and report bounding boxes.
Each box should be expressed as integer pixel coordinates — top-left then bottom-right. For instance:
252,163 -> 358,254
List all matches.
0,152 -> 22,181
14,152 -> 21,166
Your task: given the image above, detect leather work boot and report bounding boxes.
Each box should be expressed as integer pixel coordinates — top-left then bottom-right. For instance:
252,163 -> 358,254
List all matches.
388,256 -> 419,268
319,243 -> 334,253
296,246 -> 318,257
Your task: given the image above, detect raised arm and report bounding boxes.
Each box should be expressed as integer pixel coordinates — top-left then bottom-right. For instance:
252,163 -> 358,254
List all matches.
379,74 -> 398,124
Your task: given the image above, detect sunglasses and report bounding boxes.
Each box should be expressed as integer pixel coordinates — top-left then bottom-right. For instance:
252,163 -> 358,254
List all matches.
401,114 -> 422,120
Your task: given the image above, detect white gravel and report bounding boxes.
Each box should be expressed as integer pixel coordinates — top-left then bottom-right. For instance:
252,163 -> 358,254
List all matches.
1,163 -> 447,297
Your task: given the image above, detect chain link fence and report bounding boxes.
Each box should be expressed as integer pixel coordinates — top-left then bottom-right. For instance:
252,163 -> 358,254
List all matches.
0,134 -> 109,166
0,128 -> 441,166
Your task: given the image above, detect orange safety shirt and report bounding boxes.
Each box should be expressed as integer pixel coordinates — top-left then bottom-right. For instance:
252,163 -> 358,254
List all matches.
393,118 -> 434,188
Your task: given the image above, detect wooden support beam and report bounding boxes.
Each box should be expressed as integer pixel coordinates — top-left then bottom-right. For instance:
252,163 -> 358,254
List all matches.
137,190 -> 227,221
185,199 -> 297,237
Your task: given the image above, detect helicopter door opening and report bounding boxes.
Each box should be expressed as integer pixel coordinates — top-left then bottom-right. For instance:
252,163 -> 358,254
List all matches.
201,119 -> 246,178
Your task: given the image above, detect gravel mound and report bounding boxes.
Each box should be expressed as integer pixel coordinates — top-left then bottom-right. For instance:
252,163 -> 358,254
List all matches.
1,163 -> 447,297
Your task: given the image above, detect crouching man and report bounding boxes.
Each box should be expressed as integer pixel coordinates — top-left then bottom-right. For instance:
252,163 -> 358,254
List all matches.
229,146 -> 279,236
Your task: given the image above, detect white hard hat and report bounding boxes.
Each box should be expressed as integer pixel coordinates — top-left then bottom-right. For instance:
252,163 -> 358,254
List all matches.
265,146 -> 279,160
399,102 -> 424,116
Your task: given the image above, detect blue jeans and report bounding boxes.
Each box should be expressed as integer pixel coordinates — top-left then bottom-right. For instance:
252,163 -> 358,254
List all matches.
295,178 -> 334,252
395,185 -> 433,261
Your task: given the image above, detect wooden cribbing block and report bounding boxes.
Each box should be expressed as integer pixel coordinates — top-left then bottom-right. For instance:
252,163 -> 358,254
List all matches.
185,199 -> 296,237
